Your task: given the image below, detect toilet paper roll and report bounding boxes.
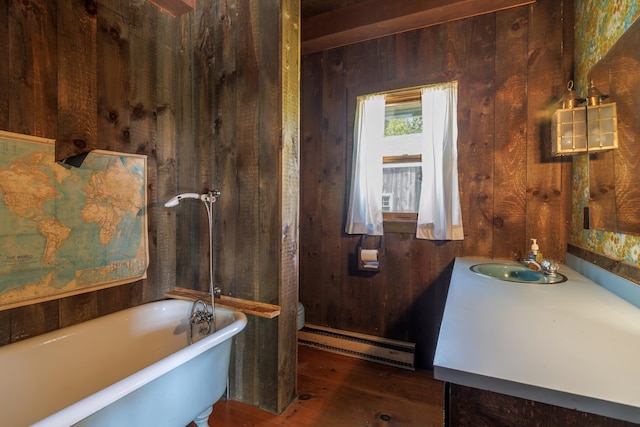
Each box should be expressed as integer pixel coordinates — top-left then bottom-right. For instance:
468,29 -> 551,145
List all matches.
359,249 -> 379,270
360,249 -> 379,263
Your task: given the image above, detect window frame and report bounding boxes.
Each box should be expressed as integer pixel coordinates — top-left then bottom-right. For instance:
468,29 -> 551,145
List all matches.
346,80 -> 446,233
382,154 -> 421,223
381,90 -> 424,225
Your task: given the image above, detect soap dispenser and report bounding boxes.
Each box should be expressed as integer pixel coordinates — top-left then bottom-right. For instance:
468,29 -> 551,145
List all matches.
528,239 -> 543,264
529,239 -> 538,258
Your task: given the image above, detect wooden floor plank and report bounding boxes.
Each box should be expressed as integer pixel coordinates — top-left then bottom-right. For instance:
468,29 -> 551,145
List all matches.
207,345 -> 445,427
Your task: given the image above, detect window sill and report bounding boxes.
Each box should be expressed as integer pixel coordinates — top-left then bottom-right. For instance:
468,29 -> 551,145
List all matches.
383,213 -> 417,233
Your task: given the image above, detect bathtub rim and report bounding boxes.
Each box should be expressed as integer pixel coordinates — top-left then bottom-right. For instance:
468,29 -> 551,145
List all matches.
30,299 -> 247,427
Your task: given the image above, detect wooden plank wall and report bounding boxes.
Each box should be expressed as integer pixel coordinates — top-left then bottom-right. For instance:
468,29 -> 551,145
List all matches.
178,0 -> 298,414
0,0 -> 176,344
300,0 -> 574,369
0,0 -> 298,415
278,0 -> 301,412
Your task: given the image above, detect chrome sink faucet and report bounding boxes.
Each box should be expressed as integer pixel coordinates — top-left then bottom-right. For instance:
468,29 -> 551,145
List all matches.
523,258 -> 559,277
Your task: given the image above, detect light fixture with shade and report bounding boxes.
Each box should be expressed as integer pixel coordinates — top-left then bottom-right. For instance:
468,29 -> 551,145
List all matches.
551,80 -> 618,156
551,81 -> 587,155
586,81 -> 618,152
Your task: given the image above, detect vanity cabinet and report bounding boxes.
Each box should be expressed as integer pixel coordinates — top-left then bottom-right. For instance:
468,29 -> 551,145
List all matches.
434,257 -> 640,425
446,383 -> 636,426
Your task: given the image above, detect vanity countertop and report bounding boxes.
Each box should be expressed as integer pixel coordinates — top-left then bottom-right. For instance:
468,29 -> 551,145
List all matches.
433,257 -> 640,423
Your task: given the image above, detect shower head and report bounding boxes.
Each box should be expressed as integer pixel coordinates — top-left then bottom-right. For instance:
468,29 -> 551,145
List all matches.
164,193 -> 202,208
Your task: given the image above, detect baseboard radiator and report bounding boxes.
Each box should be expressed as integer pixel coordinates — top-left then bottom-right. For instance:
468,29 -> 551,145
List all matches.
298,324 -> 416,370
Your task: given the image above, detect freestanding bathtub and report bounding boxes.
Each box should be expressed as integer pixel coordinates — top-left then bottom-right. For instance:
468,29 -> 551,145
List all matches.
0,299 -> 247,427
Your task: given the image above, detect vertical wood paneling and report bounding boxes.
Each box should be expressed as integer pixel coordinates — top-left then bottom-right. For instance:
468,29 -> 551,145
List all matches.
10,300 -> 59,342
0,310 -> 9,346
256,0 -> 280,412
97,3 -> 130,153
209,0 -> 243,402
230,0 -> 261,406
59,292 -> 98,328
300,1 -> 573,369
97,282 -> 142,316
56,0 -> 98,161
213,0 -> 238,298
9,0 -> 57,138
339,38 -> 387,336
129,1 -> 161,302
459,14 -> 496,257
194,0 -> 297,413
155,7 -> 179,301
322,48 -> 347,328
382,233 -> 413,338
175,4 -> 198,294
0,0 -> 175,349
257,1 -> 280,305
526,0 -> 572,261
407,238 -> 435,353
0,1 -> 9,130
494,7 -> 528,259
277,0 -> 300,412
193,0 -> 216,293
128,0 -> 158,155
3,0 -> 60,346
299,52 -> 323,320
234,0 -> 260,301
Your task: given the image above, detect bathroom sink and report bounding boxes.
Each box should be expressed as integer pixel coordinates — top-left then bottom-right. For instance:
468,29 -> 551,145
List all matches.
470,263 -> 567,284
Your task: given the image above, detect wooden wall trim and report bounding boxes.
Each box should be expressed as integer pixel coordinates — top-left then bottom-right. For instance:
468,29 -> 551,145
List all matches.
301,0 -> 537,54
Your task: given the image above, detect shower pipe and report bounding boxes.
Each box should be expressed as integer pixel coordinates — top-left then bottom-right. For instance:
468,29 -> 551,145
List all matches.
164,190 -> 221,331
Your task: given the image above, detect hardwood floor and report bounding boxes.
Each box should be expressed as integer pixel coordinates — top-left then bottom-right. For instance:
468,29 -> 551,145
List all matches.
208,345 -> 445,426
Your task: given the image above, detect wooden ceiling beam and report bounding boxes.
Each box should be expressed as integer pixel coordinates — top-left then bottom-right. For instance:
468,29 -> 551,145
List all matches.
302,0 -> 536,55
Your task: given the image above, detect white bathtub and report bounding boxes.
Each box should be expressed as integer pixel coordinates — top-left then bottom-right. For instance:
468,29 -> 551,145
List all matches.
0,299 -> 247,427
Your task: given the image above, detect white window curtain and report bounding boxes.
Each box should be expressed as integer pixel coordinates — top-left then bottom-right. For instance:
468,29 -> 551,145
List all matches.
416,81 -> 464,240
345,94 -> 386,235
345,82 -> 463,240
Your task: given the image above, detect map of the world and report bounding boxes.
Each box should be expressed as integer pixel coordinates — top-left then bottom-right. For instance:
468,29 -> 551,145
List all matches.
0,131 -> 148,310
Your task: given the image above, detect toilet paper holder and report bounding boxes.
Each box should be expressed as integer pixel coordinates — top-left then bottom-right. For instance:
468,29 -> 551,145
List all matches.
357,236 -> 382,272
358,248 -> 380,271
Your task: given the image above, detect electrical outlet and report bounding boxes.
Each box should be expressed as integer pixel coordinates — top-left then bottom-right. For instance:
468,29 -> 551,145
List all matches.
583,206 -> 590,230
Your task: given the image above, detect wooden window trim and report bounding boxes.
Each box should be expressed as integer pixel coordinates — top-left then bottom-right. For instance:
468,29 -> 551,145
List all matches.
383,213 -> 418,233
384,212 -> 418,221
383,154 -> 422,164
385,91 -> 421,105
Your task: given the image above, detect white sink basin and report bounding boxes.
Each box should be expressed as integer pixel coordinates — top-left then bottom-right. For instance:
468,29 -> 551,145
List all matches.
470,263 -> 567,284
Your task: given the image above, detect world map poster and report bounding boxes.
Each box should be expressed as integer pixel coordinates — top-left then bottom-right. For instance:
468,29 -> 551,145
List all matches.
0,131 -> 148,310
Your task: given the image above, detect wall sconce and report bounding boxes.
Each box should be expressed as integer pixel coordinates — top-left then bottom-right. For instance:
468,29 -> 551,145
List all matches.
551,81 -> 618,156
586,81 -> 618,152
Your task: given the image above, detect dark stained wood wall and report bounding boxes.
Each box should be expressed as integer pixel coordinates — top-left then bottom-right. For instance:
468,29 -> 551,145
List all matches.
0,0 -> 298,415
175,0 -> 299,414
0,0 -> 174,345
300,0 -> 574,370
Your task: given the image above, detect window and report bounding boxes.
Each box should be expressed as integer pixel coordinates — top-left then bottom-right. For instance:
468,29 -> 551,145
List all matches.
381,93 -> 423,220
382,93 -> 423,220
382,155 -> 421,215
345,81 -> 464,240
